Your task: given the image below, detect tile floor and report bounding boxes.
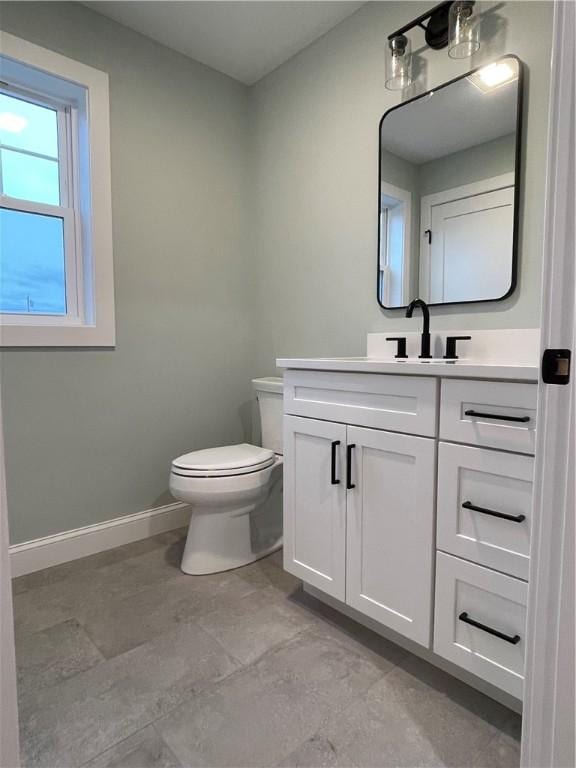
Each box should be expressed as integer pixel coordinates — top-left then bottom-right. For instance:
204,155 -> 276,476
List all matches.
13,530 -> 521,768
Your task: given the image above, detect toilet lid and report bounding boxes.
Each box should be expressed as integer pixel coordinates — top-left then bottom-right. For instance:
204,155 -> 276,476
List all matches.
172,443 -> 275,476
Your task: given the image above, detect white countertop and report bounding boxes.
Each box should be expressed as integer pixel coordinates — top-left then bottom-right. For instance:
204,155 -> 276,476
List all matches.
276,356 -> 539,382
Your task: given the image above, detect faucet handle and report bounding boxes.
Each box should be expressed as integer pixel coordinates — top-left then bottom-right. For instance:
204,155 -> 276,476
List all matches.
444,336 -> 471,360
386,337 -> 408,359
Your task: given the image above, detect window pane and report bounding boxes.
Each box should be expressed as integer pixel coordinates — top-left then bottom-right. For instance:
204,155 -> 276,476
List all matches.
0,208 -> 66,315
1,149 -> 60,206
0,93 -> 58,158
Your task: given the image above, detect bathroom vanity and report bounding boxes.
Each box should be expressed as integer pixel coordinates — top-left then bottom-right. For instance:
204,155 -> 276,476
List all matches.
277,330 -> 539,704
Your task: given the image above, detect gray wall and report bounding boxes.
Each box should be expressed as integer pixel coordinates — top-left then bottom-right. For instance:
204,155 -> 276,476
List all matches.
380,147 -> 419,193
251,1 -> 553,372
418,133 -> 516,196
0,1 -> 553,544
0,3 -> 255,544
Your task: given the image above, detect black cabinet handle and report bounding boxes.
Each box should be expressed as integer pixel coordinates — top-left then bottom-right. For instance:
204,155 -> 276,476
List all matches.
462,501 -> 526,523
330,441 -> 340,485
346,444 -> 356,490
459,612 -> 521,645
464,410 -> 530,424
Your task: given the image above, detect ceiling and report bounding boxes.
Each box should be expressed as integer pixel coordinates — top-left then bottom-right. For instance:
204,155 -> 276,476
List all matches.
85,1 -> 365,85
381,74 -> 519,164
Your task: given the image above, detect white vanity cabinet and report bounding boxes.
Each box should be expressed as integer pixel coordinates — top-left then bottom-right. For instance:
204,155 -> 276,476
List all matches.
279,359 -> 538,703
284,414 -> 436,645
283,370 -> 438,646
284,416 -> 435,645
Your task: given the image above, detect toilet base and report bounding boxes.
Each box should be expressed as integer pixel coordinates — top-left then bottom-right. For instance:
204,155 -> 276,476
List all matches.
179,464 -> 283,575
181,518 -> 281,575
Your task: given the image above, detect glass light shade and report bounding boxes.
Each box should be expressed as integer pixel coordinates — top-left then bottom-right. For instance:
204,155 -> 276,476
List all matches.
448,0 -> 480,59
385,35 -> 412,91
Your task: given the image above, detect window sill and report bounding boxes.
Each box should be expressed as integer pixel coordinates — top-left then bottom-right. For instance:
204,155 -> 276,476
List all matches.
0,319 -> 115,348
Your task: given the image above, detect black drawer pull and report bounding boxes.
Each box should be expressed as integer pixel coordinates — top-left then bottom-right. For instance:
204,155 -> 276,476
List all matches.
459,612 -> 521,645
462,501 -> 526,523
346,444 -> 356,490
464,409 -> 530,423
330,441 -> 340,485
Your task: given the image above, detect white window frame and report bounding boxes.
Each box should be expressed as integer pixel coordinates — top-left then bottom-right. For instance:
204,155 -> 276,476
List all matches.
0,31 -> 114,347
378,180 -> 412,307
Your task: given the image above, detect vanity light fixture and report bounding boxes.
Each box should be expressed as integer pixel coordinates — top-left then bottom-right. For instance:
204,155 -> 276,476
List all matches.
448,0 -> 480,59
385,34 -> 412,91
385,0 -> 481,91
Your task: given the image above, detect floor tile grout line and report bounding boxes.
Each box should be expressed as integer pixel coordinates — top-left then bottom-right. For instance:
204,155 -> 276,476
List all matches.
135,623 -> 351,764
60,650 -> 241,768
270,652 -> 402,768
78,720 -> 184,768
74,574 -> 276,662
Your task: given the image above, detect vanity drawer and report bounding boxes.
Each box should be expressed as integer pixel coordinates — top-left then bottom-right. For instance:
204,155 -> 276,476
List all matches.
440,379 -> 537,454
283,370 -> 438,437
434,552 -> 527,700
437,443 -> 533,580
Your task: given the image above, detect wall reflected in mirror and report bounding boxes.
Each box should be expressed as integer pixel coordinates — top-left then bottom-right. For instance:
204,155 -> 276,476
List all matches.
378,56 -> 522,308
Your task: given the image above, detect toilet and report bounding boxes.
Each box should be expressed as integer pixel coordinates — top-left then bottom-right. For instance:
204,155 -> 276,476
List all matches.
169,377 -> 283,575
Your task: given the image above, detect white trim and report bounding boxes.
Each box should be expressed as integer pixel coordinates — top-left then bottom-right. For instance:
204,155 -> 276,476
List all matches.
379,180 -> 412,306
522,1 -> 575,766
419,172 -> 515,302
419,172 -> 515,213
9,502 -> 192,578
0,30 -> 115,347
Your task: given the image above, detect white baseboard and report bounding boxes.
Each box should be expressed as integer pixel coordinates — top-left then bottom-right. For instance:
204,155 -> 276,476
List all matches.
9,502 -> 192,578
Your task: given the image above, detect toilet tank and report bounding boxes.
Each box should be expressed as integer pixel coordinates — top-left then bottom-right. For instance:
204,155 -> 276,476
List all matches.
252,377 -> 283,455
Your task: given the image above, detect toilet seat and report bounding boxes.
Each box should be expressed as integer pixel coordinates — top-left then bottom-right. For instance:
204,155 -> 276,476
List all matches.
171,443 -> 275,478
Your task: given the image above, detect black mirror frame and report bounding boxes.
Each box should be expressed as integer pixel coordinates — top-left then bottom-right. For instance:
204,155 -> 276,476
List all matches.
377,54 -> 524,311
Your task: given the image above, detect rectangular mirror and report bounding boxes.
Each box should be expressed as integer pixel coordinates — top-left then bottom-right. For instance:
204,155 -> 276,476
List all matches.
378,55 -> 523,309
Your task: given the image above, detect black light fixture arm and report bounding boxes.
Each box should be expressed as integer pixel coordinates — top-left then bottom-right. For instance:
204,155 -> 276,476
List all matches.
388,1 -> 452,40
387,0 -> 471,51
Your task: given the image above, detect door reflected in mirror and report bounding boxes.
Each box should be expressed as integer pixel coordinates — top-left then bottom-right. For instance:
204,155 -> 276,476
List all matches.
378,56 -> 522,309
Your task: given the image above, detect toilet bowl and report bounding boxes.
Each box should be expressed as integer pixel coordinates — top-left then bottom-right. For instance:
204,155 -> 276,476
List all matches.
169,378 -> 283,575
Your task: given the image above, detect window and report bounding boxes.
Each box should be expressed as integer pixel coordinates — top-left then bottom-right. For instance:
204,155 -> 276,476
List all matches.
379,182 -> 412,308
0,32 -> 114,346
1,89 -> 73,317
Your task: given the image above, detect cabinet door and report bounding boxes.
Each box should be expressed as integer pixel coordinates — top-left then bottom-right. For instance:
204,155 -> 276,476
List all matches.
283,416 -> 346,600
346,426 -> 436,646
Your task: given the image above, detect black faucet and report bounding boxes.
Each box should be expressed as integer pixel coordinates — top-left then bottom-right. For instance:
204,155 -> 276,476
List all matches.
405,298 -> 432,359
